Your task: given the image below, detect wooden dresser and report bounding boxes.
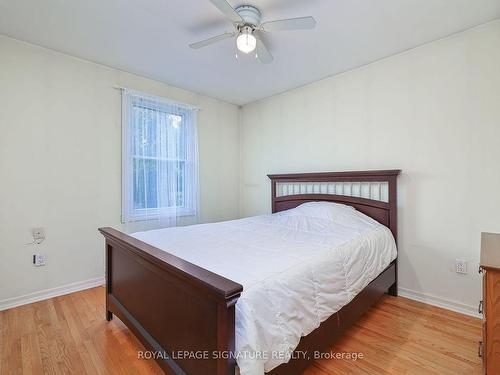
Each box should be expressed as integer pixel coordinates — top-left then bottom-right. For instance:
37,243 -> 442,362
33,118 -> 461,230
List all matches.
480,232 -> 500,374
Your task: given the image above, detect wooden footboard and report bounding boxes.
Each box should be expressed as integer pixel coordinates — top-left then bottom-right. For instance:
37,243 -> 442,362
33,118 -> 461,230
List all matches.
99,227 -> 243,375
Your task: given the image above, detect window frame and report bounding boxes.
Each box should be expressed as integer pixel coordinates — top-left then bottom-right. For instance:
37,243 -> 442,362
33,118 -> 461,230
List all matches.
122,91 -> 198,223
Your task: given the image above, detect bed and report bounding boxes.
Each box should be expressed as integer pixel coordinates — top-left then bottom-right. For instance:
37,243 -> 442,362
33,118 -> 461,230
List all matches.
99,170 -> 400,375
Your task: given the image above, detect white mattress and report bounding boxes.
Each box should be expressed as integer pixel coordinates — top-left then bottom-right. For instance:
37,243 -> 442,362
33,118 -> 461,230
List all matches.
131,202 -> 397,375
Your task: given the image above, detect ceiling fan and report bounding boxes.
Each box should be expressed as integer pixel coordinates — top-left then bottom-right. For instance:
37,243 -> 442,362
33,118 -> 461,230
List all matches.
189,0 -> 317,63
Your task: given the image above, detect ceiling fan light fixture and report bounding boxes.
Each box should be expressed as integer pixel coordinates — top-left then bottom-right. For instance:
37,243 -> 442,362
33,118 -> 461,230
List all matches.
236,27 -> 256,54
190,1 -> 317,64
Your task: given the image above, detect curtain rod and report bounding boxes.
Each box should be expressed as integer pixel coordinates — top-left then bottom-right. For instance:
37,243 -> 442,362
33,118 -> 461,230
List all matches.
113,86 -> 202,111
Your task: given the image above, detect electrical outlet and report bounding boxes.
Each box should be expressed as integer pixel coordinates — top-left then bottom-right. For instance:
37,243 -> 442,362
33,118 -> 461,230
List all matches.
33,253 -> 46,267
455,259 -> 467,274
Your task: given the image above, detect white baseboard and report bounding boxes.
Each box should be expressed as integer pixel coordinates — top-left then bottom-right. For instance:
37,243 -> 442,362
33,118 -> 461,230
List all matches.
0,276 -> 105,312
0,278 -> 479,320
398,287 -> 480,318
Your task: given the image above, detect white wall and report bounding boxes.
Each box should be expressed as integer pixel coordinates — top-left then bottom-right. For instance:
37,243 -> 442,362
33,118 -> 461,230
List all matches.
2,20 -> 499,315
0,36 -> 240,303
240,20 -> 500,313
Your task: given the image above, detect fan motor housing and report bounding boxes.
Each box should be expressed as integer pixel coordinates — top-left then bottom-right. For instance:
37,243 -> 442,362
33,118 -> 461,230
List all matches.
235,5 -> 262,27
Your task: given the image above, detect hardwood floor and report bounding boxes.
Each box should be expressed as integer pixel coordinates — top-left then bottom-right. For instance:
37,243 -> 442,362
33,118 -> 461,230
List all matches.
0,287 -> 481,374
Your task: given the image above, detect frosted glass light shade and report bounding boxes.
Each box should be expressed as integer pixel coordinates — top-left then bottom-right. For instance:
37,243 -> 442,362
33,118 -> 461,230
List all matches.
237,30 -> 257,54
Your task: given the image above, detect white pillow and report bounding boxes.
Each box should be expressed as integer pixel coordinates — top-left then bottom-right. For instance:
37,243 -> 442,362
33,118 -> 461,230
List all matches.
283,201 -> 355,221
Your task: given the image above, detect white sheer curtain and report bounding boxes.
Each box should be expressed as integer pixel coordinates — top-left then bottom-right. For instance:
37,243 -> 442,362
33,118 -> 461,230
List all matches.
122,89 -> 199,228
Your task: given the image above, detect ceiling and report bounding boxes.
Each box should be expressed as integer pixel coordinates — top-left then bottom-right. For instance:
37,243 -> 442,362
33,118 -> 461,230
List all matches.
1,0 -> 499,105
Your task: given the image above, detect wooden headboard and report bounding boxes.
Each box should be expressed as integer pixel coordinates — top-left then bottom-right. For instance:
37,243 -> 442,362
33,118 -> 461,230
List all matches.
268,170 -> 401,243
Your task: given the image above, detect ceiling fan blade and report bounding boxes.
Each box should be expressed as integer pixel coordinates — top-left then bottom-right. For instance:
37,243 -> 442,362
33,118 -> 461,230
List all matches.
256,38 -> 273,64
209,0 -> 243,23
260,16 -> 316,32
189,32 -> 235,49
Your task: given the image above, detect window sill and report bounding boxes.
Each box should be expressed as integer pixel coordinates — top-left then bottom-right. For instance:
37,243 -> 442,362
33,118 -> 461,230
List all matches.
121,210 -> 197,224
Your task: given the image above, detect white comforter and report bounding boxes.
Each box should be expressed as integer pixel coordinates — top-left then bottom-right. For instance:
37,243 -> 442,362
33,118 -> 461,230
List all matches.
131,202 -> 397,375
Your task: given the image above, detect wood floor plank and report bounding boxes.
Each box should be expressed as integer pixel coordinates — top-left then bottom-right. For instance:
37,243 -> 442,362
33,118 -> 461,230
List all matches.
0,287 -> 482,375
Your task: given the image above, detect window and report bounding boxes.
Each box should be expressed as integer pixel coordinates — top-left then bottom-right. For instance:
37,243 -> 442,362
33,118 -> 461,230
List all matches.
122,90 -> 199,223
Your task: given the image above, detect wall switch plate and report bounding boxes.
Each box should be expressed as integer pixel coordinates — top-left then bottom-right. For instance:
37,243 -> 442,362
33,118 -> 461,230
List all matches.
32,227 -> 45,244
33,253 -> 46,267
455,259 -> 467,274
32,227 -> 45,240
